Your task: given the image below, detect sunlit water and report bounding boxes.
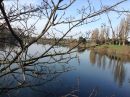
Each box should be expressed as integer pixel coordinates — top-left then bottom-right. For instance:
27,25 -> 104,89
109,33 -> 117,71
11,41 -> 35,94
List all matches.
1,44 -> 130,97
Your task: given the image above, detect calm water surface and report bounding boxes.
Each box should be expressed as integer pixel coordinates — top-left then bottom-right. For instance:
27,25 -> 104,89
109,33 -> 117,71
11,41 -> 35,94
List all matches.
1,44 -> 130,97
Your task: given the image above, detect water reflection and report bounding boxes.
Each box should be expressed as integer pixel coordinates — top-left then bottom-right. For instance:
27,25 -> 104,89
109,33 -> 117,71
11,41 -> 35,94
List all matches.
114,59 -> 125,86
89,50 -> 127,86
0,63 -> 75,97
77,47 -> 86,53
89,50 -> 96,65
0,43 -> 77,97
0,43 -> 130,97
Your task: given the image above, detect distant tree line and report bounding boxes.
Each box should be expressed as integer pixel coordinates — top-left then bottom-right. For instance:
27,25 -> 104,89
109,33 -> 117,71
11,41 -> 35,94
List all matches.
0,24 -> 26,45
78,36 -> 86,44
90,14 -> 130,45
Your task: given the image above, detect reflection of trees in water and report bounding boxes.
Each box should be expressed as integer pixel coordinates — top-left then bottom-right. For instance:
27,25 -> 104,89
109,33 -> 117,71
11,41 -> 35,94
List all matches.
102,55 -> 106,70
90,50 -> 107,69
89,50 -> 126,86
108,56 -> 126,86
77,47 -> 86,53
97,54 -> 107,69
0,43 -> 77,97
0,62 -> 74,97
89,50 -> 96,65
113,59 -> 125,86
97,54 -> 102,68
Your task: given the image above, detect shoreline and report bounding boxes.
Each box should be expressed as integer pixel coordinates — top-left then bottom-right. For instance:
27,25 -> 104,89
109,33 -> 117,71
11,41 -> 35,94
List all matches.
92,44 -> 130,61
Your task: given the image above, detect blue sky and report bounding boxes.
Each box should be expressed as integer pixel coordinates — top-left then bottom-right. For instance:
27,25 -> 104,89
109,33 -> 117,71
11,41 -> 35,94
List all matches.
3,0 -> 130,38
54,0 -> 130,38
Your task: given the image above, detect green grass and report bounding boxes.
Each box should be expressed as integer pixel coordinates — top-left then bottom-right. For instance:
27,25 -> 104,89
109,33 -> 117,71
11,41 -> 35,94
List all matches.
107,45 -> 122,48
96,44 -> 127,49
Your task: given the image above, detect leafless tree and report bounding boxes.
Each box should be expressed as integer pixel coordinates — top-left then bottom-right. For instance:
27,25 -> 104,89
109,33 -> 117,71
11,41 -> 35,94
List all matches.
115,14 -> 130,45
91,28 -> 99,44
0,0 -> 128,96
99,24 -> 110,44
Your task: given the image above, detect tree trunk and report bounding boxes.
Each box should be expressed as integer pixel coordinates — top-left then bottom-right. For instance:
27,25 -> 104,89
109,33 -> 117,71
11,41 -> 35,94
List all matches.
119,40 -> 121,45
122,40 -> 125,45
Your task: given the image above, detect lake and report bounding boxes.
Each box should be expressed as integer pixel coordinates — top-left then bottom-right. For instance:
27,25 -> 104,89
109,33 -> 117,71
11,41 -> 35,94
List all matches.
1,44 -> 130,97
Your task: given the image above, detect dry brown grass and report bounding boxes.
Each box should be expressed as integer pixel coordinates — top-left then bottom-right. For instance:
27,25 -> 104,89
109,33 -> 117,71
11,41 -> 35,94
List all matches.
94,45 -> 130,61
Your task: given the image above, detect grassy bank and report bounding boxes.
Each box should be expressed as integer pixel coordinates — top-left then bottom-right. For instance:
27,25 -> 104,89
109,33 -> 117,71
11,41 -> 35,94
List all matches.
94,44 -> 130,60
